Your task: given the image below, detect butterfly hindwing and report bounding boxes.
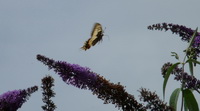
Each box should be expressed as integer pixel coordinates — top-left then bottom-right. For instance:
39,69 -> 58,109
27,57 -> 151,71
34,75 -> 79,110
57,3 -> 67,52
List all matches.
81,23 -> 104,50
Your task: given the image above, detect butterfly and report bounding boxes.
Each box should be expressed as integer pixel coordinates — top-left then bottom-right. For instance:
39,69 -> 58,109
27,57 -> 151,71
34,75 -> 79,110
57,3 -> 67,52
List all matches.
81,23 -> 104,50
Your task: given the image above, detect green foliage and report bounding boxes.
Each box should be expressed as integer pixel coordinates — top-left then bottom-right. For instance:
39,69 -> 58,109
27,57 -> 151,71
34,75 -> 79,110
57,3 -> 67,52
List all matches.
187,28 -> 198,49
163,28 -> 199,111
183,89 -> 199,111
171,52 -> 179,60
163,62 -> 180,100
186,59 -> 200,65
188,60 -> 194,76
169,88 -> 181,111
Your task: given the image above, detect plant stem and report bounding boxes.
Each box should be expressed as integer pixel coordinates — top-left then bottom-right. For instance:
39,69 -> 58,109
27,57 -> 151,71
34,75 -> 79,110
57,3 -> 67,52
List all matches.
180,55 -> 187,111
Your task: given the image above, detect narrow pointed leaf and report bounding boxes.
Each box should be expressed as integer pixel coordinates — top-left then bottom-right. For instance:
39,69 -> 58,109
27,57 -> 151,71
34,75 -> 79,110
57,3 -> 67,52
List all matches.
163,62 -> 181,99
169,88 -> 181,111
184,98 -> 189,111
171,52 -> 179,60
186,59 -> 200,65
183,89 -> 199,111
188,60 -> 194,76
187,28 -> 198,48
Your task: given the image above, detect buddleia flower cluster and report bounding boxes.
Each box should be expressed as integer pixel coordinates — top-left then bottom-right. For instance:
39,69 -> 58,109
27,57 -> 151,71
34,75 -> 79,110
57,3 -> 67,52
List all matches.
161,62 -> 200,93
148,23 -> 200,60
37,54 -> 173,111
0,86 -> 38,111
139,88 -> 173,111
41,75 -> 56,111
148,23 -> 200,110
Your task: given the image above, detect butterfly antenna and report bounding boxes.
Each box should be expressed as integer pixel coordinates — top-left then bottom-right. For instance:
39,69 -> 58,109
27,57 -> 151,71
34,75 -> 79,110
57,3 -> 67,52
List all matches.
103,27 -> 106,33
103,27 -> 110,41
105,34 -> 110,41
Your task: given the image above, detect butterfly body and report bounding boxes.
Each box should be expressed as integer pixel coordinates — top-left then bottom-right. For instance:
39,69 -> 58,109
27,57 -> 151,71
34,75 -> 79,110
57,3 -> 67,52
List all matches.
81,23 -> 104,50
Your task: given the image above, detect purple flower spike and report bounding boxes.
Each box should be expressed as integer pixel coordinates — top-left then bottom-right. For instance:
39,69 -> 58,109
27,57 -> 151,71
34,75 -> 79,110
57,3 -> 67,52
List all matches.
37,54 -> 147,110
148,23 -> 200,58
161,63 -> 200,92
0,86 -> 38,111
37,54 -> 97,90
148,23 -> 196,42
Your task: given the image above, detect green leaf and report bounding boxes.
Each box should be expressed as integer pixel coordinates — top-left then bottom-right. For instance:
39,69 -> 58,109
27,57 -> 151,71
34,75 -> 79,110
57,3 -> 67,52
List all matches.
187,28 -> 198,48
183,89 -> 199,111
171,52 -> 179,60
186,58 -> 200,76
163,62 -> 181,100
186,59 -> 200,65
188,60 -> 194,76
169,88 -> 181,111
184,99 -> 189,111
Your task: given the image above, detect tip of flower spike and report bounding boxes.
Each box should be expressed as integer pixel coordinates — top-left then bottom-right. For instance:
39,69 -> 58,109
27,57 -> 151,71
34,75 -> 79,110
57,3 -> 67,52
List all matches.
0,86 -> 38,111
36,54 -> 43,60
148,23 -> 195,42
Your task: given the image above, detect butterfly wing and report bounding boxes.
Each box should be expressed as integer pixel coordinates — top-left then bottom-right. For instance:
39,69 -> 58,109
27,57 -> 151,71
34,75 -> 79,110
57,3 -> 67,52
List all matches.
91,31 -> 103,46
81,23 -> 104,50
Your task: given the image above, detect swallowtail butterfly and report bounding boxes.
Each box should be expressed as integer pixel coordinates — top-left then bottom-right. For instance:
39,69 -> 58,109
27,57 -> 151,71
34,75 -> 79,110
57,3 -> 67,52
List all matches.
81,23 -> 104,50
